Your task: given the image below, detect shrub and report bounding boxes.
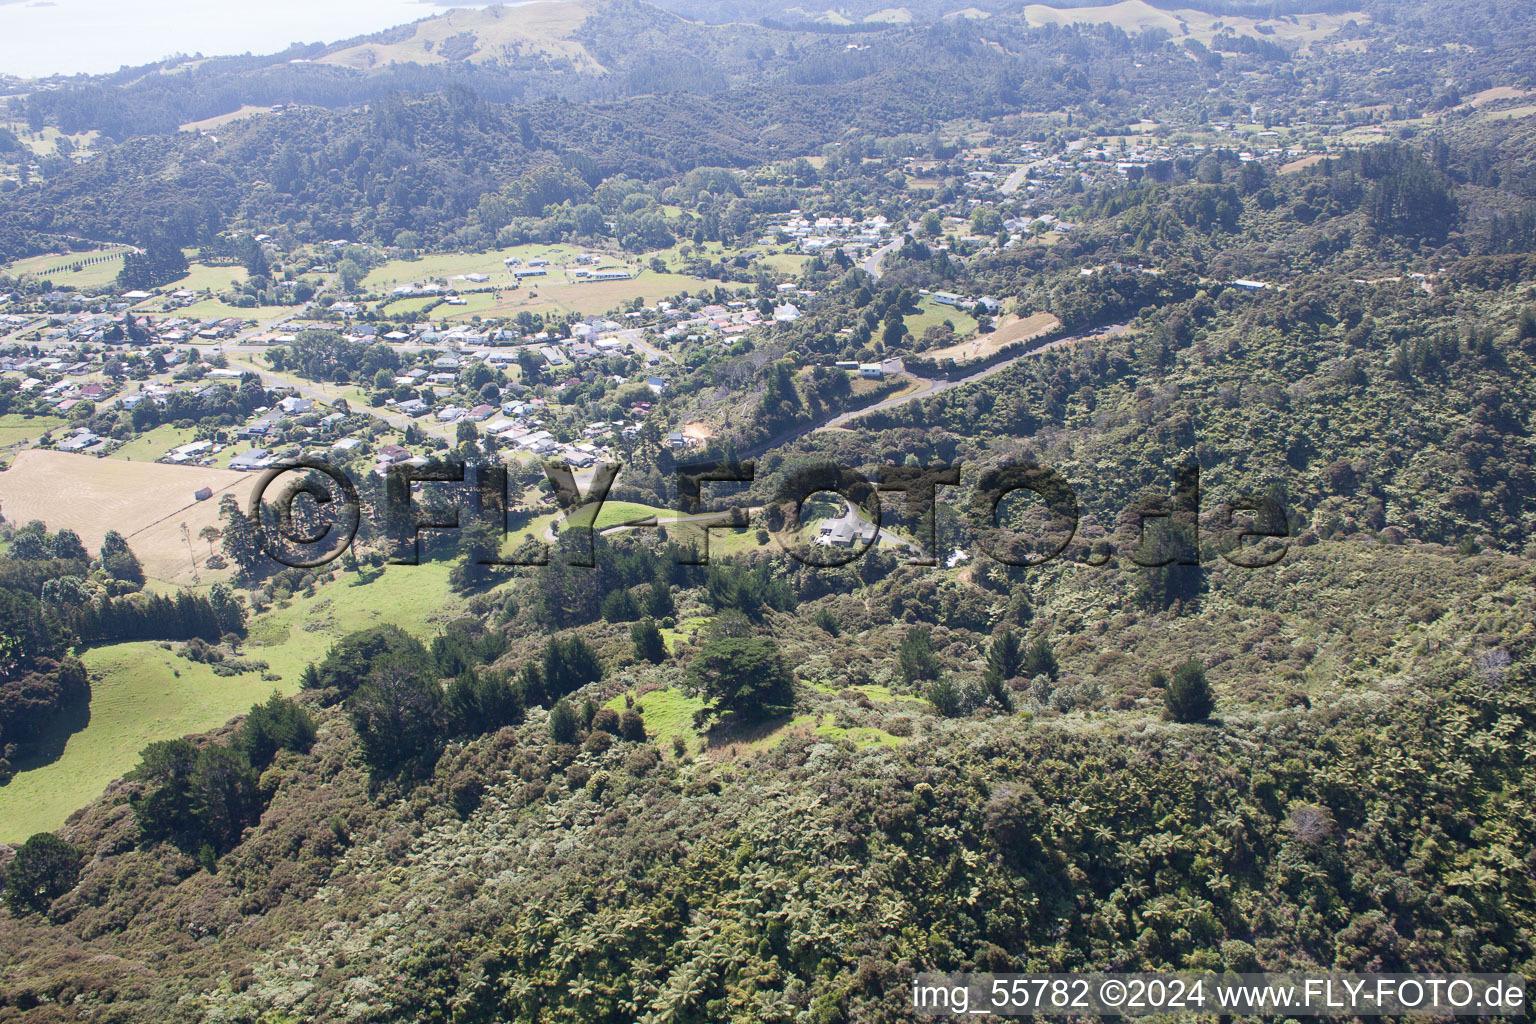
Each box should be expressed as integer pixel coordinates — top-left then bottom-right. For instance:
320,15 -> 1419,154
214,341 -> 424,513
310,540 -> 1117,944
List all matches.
3,832 -> 81,914
618,709 -> 647,742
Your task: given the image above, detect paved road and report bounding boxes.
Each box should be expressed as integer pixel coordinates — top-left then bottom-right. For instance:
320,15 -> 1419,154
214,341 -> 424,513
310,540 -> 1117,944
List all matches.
860,237 -> 902,281
999,160 -> 1051,195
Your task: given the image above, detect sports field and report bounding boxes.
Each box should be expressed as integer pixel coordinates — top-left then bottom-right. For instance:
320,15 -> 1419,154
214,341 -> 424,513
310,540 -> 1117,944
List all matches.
445,271 -> 706,320
361,244 -> 584,291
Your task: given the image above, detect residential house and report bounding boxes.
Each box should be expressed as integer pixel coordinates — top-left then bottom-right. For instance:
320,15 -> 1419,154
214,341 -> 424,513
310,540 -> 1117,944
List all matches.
229,449 -> 273,472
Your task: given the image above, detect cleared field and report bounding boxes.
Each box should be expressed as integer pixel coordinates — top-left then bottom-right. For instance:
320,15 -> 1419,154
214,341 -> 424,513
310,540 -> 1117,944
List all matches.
926,311 -> 1060,362
571,500 -> 672,534
905,297 -> 980,340
603,687 -> 708,756
1460,86 -> 1535,109
141,297 -> 265,320
162,262 -> 249,295
2,248 -> 130,289
457,271 -> 708,320
441,292 -> 500,318
320,2 -> 603,72
0,448 -> 254,582
0,121 -> 100,159
0,644 -> 285,842
757,253 -> 811,274
106,423 -> 201,463
382,295 -> 442,316
1483,105 -> 1536,121
1022,1 -> 1367,49
1281,153 -> 1329,174
179,105 -> 272,132
0,413 -> 67,448
0,560 -> 465,841
362,244 -> 583,291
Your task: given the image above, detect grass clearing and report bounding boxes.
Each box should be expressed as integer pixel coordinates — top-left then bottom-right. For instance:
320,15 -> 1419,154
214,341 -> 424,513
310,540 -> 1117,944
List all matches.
657,615 -> 714,654
318,3 -> 602,72
905,297 -> 979,341
361,245 -> 584,291
106,423 -> 201,463
757,253 -> 811,275
179,105 -> 272,132
1021,2 -> 1368,50
0,121 -> 101,160
0,645 -> 287,843
460,271 -> 707,321
161,262 -> 249,295
603,687 -> 707,754
442,292 -> 501,318
382,295 -> 443,317
362,245 -> 711,319
925,311 -> 1060,362
1483,105 -> 1536,121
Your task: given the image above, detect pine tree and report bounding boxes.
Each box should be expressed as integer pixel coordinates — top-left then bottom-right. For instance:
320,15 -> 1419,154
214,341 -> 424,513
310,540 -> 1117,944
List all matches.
1022,637 -> 1058,681
219,494 -> 263,577
898,626 -> 940,685
549,698 -> 580,744
631,618 -> 667,664
1163,660 -> 1215,723
925,675 -> 963,717
983,627 -> 1022,686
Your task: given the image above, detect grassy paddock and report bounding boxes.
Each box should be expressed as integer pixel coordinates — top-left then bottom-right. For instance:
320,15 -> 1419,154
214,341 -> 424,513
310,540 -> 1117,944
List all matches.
0,560 -> 465,840
0,413 -> 67,448
2,249 -> 129,290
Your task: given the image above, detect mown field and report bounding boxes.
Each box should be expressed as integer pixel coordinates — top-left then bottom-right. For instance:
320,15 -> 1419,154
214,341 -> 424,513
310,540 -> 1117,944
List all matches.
445,271 -> 708,321
0,560 -> 465,841
361,244 -> 585,292
106,423 -> 200,463
1,248 -> 129,289
924,310 -> 1061,362
0,448 -> 251,582
904,296 -> 980,341
178,105 -> 272,132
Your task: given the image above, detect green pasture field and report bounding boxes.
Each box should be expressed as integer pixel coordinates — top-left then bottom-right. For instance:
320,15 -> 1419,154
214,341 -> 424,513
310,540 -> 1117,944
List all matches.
2,249 -> 129,289
0,413 -> 67,447
0,560 -> 465,840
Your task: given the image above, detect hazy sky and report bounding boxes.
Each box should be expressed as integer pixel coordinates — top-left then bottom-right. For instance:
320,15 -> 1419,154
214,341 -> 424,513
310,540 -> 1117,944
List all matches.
0,0 -> 493,78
